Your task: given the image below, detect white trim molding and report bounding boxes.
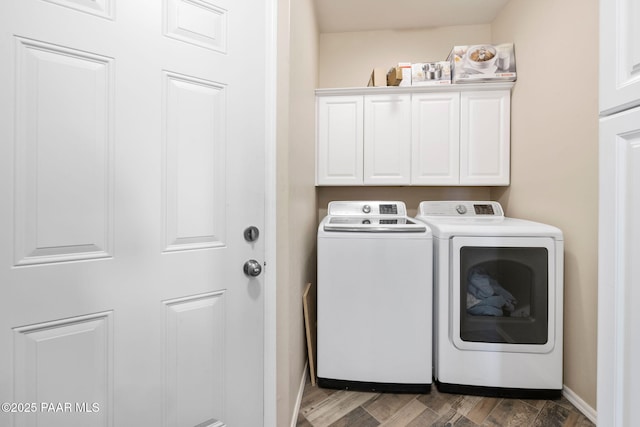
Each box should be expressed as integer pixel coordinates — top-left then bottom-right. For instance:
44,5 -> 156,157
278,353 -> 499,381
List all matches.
563,385 -> 597,425
291,361 -> 309,427
263,0 -> 278,425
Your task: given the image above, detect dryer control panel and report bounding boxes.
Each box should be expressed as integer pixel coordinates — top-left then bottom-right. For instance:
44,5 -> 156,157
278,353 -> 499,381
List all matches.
418,201 -> 504,217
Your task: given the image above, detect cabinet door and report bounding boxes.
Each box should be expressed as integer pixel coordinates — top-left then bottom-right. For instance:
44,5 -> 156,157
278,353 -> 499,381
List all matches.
364,94 -> 411,185
411,92 -> 460,185
460,90 -> 510,185
316,96 -> 364,185
600,0 -> 640,115
598,105 -> 640,427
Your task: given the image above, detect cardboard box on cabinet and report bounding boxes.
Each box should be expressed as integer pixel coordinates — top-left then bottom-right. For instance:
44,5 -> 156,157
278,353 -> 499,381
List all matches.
398,62 -> 412,86
387,66 -> 403,86
367,68 -> 387,87
411,61 -> 451,86
387,63 -> 413,86
447,43 -> 517,83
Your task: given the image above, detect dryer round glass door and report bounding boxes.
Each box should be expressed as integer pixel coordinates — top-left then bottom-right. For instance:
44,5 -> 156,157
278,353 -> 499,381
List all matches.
450,236 -> 557,354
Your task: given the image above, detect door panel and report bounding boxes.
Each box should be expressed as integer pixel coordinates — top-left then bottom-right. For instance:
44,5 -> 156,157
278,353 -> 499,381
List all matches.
600,0 -> 640,114
13,312 -> 113,427
363,94 -> 411,185
14,37 -> 114,266
162,71 -> 226,252
316,96 -> 364,185
42,0 -> 114,19
164,0 -> 227,52
0,0 -> 268,426
411,92 -> 460,185
459,90 -> 510,185
163,292 -> 225,426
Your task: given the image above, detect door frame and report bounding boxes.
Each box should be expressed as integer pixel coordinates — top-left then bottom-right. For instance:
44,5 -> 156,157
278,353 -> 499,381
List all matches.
263,0 -> 277,425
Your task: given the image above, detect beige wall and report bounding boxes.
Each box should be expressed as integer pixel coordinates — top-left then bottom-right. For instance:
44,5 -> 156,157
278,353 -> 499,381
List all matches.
491,0 -> 599,408
315,0 -> 599,411
276,0 -> 319,425
319,25 -> 491,88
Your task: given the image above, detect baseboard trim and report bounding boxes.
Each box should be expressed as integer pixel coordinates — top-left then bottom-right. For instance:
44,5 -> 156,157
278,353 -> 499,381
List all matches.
563,384 -> 597,424
290,360 -> 309,427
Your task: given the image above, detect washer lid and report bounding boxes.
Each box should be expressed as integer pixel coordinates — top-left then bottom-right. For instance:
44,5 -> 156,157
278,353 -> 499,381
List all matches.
323,216 -> 427,233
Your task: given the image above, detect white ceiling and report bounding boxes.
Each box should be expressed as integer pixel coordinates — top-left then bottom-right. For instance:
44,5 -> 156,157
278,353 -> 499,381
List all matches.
314,0 -> 511,33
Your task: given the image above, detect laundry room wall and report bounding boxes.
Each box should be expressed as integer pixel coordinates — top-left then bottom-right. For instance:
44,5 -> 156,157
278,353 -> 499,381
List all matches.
490,0 -> 599,411
276,0 -> 319,425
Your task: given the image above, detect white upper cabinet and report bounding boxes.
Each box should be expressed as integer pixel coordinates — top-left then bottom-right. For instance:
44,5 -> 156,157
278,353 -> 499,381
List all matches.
411,92 -> 460,185
316,95 -> 364,185
460,90 -> 510,186
600,0 -> 640,115
364,94 -> 411,185
316,84 -> 512,186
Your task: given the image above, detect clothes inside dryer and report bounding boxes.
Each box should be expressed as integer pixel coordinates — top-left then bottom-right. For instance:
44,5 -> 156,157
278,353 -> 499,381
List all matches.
459,246 -> 549,345
460,246 -> 549,344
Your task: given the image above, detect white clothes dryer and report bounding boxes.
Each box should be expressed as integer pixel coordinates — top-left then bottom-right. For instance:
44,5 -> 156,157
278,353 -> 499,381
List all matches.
317,201 -> 432,393
416,201 -> 563,398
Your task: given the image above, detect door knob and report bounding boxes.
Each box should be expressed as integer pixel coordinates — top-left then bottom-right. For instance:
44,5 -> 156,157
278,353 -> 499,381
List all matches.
243,259 -> 262,277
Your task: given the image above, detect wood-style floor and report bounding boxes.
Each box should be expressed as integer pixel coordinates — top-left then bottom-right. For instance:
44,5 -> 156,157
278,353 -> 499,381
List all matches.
296,378 -> 595,427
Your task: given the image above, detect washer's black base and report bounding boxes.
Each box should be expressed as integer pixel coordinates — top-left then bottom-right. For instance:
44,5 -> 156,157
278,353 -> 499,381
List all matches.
318,377 -> 431,394
435,379 -> 562,399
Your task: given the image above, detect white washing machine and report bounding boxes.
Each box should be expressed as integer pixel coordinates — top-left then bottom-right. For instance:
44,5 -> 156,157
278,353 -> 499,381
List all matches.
317,201 -> 432,393
415,201 -> 563,399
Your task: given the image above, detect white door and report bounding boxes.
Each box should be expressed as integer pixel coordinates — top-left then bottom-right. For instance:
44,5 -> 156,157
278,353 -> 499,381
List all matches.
599,1 -> 640,425
0,1 -> 271,426
411,92 -> 460,185
363,94 -> 411,185
598,105 -> 640,427
459,90 -> 510,186
316,95 -> 364,186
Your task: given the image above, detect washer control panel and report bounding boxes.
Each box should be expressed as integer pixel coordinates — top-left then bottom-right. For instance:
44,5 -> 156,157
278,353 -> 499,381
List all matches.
418,201 -> 504,217
328,201 -> 406,217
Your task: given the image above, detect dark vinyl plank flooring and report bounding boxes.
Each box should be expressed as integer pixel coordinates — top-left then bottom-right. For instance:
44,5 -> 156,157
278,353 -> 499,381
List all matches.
297,379 -> 594,427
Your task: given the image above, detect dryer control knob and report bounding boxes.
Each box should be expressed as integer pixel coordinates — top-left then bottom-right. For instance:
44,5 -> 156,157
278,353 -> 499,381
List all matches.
456,204 -> 467,215
362,204 -> 371,214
